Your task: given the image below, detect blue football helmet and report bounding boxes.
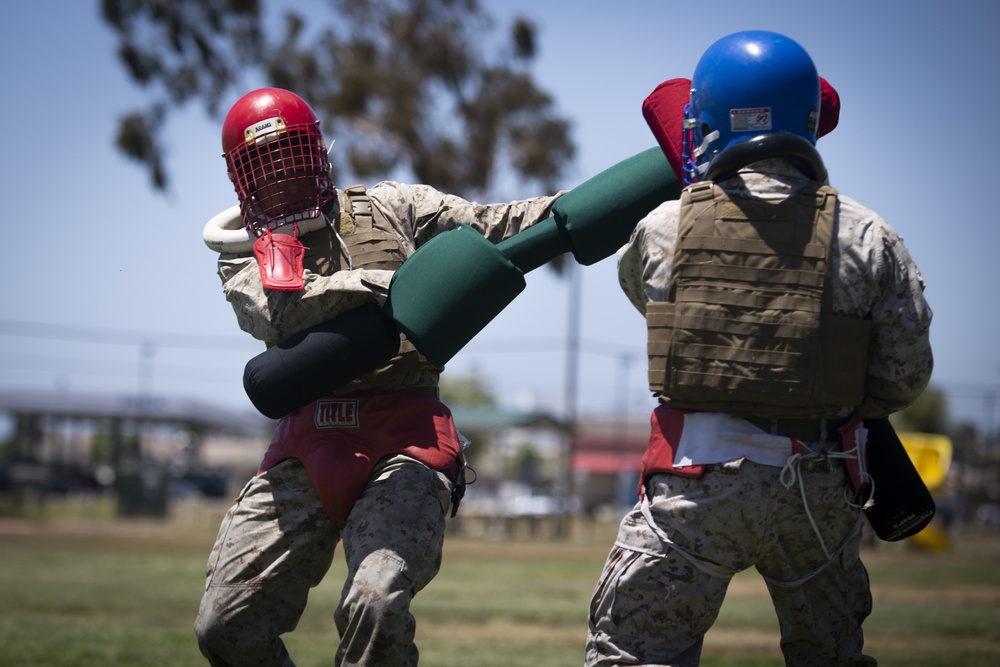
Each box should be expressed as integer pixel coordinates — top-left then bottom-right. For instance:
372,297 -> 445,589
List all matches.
682,31 -> 820,184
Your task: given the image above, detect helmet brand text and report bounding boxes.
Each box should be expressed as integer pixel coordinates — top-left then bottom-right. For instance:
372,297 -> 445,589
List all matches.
243,116 -> 287,146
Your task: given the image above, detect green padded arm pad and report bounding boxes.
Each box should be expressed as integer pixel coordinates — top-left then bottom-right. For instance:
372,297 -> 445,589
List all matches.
495,215 -> 571,273
551,146 -> 680,265
496,147 -> 679,272
383,223 -> 527,367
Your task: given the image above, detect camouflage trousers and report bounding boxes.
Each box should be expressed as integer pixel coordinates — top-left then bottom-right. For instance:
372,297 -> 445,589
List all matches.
194,454 -> 453,667
585,457 -> 876,667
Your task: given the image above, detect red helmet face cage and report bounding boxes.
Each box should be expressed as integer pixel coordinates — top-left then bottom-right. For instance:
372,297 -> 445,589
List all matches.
222,89 -> 336,236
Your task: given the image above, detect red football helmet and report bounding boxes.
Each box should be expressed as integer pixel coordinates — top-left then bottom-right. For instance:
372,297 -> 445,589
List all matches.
221,88 -> 335,236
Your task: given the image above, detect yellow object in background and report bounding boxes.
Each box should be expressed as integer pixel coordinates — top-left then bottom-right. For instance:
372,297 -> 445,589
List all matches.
896,432 -> 954,550
897,432 -> 953,492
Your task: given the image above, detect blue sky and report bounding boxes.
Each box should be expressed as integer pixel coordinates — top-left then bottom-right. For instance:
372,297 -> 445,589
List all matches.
2,0 -> 998,433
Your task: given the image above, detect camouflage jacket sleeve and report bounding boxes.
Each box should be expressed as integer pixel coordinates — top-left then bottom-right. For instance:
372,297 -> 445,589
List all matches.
834,195 -> 933,417
616,199 -> 681,316
368,181 -> 562,252
215,253 -> 390,346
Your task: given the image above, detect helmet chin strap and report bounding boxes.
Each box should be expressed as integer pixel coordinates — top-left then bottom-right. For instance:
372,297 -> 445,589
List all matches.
706,133 -> 827,183
202,206 -> 327,254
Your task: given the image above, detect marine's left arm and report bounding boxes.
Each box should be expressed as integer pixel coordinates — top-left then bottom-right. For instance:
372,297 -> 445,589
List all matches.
859,220 -> 934,417
616,202 -> 681,316
403,183 -> 562,248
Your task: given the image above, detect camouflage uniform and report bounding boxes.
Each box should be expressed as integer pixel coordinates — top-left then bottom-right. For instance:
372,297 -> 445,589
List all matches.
195,181 -> 560,667
586,160 -> 932,666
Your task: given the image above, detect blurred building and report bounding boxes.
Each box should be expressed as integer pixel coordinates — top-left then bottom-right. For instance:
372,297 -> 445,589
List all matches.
0,389 -> 270,516
0,390 -> 651,527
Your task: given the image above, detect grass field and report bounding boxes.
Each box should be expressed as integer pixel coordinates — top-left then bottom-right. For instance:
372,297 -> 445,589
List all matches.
1,503 -> 998,667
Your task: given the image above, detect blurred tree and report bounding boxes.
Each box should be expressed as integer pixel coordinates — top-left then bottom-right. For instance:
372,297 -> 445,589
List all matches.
439,369 -> 495,407
101,0 -> 575,199
889,385 -> 949,434
438,370 -> 496,472
510,441 -> 542,486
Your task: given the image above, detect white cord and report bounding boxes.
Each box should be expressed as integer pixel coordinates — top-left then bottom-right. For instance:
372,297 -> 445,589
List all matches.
850,426 -> 876,510
639,496 -> 731,579
779,443 -> 863,560
326,214 -> 353,271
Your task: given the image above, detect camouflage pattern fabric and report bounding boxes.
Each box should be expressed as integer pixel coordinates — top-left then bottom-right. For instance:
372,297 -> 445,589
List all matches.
195,454 -> 452,667
585,458 -> 875,667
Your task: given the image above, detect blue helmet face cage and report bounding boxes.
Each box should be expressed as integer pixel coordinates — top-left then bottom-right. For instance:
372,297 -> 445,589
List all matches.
681,103 -> 699,185
684,30 -> 820,184
681,102 -> 722,186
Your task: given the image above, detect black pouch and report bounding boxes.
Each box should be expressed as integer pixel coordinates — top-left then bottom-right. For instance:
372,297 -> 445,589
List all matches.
844,416 -> 937,541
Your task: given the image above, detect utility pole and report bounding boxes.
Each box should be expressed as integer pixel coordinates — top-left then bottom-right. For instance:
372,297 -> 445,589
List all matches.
562,262 -> 582,528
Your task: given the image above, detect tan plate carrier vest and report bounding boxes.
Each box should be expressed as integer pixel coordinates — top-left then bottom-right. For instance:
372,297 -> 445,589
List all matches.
646,181 -> 870,418
302,185 -> 440,394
